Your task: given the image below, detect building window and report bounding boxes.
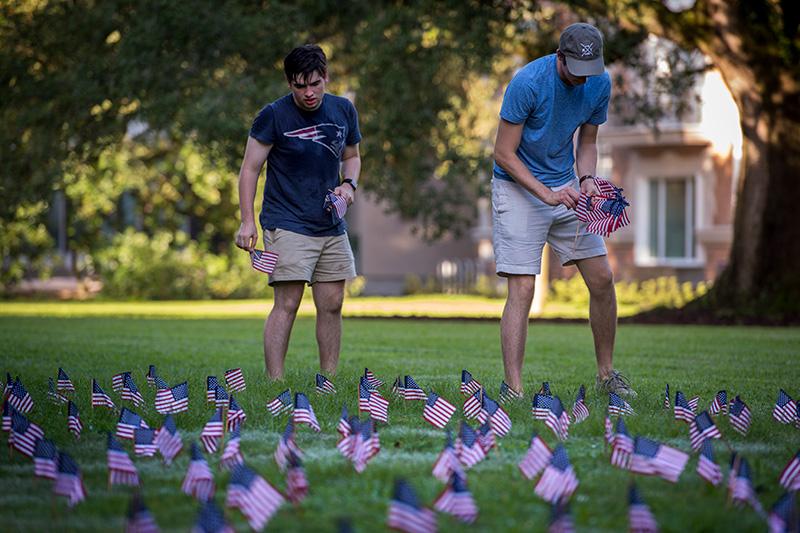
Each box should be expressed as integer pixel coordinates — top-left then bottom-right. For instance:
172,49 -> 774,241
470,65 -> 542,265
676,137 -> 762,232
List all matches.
644,177 -> 696,263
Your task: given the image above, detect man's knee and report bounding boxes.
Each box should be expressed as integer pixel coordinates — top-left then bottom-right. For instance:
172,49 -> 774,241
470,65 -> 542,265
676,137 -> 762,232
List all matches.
585,268 -> 614,295
315,295 -> 343,316
508,275 -> 536,301
272,284 -> 304,316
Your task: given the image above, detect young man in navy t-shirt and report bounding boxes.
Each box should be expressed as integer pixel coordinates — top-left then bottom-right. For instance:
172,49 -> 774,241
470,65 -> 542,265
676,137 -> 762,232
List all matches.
235,44 -> 361,380
492,23 -> 635,399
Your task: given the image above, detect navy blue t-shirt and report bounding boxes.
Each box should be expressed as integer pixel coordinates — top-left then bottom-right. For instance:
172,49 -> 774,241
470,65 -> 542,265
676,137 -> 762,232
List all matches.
249,93 -> 361,236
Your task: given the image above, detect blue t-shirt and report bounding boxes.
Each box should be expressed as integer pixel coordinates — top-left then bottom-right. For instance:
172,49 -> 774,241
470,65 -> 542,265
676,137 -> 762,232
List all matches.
493,54 -> 610,187
249,93 -> 361,236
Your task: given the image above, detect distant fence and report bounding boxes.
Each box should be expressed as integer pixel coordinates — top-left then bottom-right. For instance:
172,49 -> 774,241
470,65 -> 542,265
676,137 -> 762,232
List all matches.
435,258 -> 478,294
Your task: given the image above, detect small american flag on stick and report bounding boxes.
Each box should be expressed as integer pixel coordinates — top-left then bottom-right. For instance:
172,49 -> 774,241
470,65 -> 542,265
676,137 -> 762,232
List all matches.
574,178 -> 631,237
250,249 -> 278,274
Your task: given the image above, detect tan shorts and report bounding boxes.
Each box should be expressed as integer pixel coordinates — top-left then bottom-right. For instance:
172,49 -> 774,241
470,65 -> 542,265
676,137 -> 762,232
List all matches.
264,228 -> 356,286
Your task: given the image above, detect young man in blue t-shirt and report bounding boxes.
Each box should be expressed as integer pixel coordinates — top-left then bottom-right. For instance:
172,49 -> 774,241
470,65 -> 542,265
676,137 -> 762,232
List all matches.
235,44 -> 361,380
492,23 -> 636,398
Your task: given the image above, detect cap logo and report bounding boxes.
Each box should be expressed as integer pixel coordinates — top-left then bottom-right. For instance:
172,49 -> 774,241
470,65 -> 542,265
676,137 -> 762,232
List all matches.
579,42 -> 594,57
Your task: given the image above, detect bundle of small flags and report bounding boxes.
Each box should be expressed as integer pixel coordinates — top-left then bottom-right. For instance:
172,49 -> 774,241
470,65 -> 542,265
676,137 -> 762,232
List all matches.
324,191 -> 348,221
574,177 -> 631,237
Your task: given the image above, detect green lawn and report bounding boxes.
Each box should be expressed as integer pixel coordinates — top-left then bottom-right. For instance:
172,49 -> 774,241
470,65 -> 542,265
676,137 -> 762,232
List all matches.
0,311 -> 798,532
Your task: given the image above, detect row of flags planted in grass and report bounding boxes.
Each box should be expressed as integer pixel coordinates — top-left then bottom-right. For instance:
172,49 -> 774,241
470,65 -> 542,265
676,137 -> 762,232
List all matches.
3,366 -> 800,532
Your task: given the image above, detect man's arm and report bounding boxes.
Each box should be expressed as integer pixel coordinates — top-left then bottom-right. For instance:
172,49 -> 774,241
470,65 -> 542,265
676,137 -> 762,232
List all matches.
493,119 -> 578,209
575,123 -> 600,195
333,143 -> 361,205
235,136 -> 272,251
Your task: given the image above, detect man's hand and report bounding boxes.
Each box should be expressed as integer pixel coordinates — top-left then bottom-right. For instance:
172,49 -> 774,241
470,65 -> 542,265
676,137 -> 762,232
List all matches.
235,221 -> 258,251
580,176 -> 599,196
333,183 -> 355,206
545,187 -> 580,209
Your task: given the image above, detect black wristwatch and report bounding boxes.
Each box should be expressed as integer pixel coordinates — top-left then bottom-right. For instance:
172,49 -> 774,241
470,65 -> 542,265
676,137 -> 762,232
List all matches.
579,175 -> 595,185
342,178 -> 357,191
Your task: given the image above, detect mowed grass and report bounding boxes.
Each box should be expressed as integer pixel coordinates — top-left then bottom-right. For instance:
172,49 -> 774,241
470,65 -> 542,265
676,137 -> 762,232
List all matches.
0,312 -> 799,532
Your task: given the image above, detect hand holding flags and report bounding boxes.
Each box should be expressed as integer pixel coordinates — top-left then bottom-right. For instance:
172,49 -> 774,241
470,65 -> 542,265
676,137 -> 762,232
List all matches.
324,191 -> 348,221
574,177 -> 631,237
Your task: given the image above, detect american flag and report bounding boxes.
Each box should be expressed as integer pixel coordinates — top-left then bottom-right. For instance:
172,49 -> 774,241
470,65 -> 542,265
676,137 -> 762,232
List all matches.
146,364 -> 157,387
392,376 -> 404,397
227,395 -> 246,431
688,396 -> 700,411
729,456 -> 763,513
182,443 -> 215,501
628,485 -> 658,533
193,499 -> 234,533
107,432 -> 140,486
533,394 -> 569,441
432,430 -> 461,483
201,408 -> 224,453
92,379 -> 116,409
477,421 -> 496,453
225,464 -> 285,531
539,382 -> 552,396
8,378 -> 33,413
224,368 -> 246,393
387,479 -> 437,533
480,394 -> 512,437
608,392 -> 634,417
286,452 -> 309,504
337,417 -> 358,460
168,381 -> 189,414
532,393 -> 553,419
729,395 -> 752,435
519,432 -> 553,480
10,411 -> 44,457
710,390 -> 728,416
364,368 -> 383,388
53,452 -> 86,507
696,439 -> 722,486
499,380 -> 523,404
275,419 -> 303,471
57,367 -> 75,392
214,385 -> 229,409
433,472 -> 478,524
221,426 -> 244,470
324,191 -> 348,220
460,369 -> 482,396
125,493 -> 159,533
689,411 -> 722,451
548,503 -> 576,533
359,378 -> 372,412
122,373 -> 145,407
535,444 -> 579,504
423,392 -> 456,429
250,249 -> 279,274
293,393 -> 321,432
337,405 -> 351,437
773,389 -> 797,425
112,371 -> 131,392
206,376 -> 219,403
266,389 -> 293,416
315,373 -> 337,394
611,417 -> 634,469
155,414 -> 183,465
116,407 -> 149,440
402,375 -> 427,401
353,418 -> 380,473
154,376 -> 173,413
1,399 -> 10,431
571,385 -> 589,424
574,178 -> 631,237
767,492 -> 796,533
456,421 -> 486,469
629,436 -> 688,483
67,400 -> 82,439
33,438 -> 58,480
663,384 -> 670,409
48,377 -> 68,404
778,450 -> 800,490
463,389 -> 483,419
359,379 -> 389,423
134,428 -> 158,457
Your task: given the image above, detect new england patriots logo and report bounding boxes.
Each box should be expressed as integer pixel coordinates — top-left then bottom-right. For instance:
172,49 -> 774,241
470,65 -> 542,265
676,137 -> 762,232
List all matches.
284,123 -> 345,157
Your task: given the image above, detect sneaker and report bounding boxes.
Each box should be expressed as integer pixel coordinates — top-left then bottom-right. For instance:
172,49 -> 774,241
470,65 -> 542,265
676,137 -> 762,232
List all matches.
596,370 -> 637,398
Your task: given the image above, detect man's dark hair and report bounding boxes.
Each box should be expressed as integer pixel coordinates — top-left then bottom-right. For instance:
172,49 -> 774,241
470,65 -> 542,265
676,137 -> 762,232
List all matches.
284,44 -> 327,84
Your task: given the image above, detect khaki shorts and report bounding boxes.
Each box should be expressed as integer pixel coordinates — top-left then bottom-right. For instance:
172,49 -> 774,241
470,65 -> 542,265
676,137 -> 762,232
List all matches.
264,228 -> 356,286
492,177 -> 607,276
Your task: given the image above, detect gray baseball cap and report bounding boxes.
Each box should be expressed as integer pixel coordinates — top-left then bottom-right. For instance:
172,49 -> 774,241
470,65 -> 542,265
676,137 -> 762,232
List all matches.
559,23 -> 605,77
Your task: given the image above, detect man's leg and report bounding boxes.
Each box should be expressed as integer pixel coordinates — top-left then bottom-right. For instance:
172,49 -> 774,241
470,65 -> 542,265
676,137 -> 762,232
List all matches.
501,275 -> 536,393
575,255 -> 616,380
264,281 -> 306,380
311,280 -> 346,375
